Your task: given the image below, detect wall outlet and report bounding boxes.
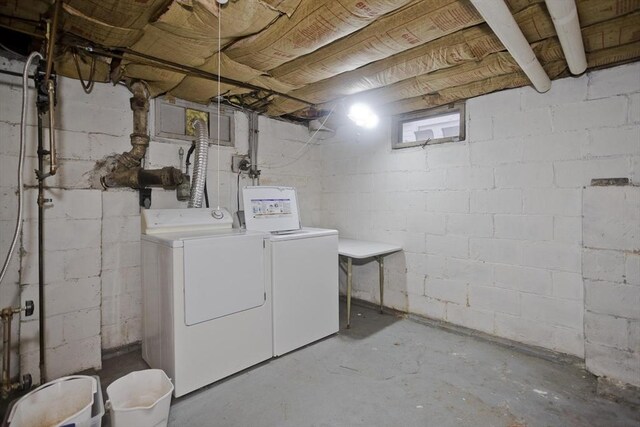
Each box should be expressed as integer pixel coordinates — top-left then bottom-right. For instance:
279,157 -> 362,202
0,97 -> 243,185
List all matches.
232,154 -> 250,173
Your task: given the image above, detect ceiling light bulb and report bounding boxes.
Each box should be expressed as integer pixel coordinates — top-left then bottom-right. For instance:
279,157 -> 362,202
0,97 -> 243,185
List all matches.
348,103 -> 379,129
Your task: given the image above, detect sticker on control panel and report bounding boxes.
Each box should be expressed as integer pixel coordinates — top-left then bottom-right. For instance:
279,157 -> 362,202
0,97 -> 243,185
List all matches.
251,198 -> 292,218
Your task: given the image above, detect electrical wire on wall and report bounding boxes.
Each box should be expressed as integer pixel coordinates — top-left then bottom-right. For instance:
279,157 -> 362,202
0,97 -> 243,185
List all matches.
0,51 -> 43,285
259,102 -> 337,170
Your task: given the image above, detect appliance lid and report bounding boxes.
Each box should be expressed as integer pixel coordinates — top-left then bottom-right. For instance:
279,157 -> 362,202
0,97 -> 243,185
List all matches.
268,227 -> 338,241
243,186 -> 301,233
141,207 -> 233,235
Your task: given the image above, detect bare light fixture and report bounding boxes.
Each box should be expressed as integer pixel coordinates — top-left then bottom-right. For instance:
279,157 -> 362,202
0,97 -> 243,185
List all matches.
348,103 -> 379,129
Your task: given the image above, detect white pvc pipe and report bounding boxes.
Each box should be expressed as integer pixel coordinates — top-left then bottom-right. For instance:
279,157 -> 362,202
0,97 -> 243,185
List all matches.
545,0 -> 587,75
470,0 -> 551,93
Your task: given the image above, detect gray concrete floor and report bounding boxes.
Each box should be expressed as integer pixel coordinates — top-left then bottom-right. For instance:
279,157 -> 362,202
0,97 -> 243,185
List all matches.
97,303 -> 639,427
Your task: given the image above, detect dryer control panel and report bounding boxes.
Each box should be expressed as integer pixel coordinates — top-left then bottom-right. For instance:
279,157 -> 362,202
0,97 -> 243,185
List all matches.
142,207 -> 233,234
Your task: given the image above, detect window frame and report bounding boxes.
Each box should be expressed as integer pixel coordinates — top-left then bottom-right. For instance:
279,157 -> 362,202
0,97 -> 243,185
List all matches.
391,102 -> 466,149
153,97 -> 235,147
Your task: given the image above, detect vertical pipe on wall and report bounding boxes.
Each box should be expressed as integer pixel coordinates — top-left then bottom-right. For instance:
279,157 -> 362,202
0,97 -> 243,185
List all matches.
248,112 -> 260,185
36,114 -> 47,383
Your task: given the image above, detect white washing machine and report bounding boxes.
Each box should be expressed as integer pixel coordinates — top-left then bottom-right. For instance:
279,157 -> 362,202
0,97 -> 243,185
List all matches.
243,187 -> 339,356
140,208 -> 272,397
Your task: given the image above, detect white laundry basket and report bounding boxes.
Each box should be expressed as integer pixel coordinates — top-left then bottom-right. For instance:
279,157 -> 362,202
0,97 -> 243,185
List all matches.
7,375 -> 100,427
106,369 -> 174,427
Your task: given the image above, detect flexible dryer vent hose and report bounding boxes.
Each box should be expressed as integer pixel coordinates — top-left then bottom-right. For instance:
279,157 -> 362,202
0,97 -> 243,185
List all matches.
188,119 -> 209,208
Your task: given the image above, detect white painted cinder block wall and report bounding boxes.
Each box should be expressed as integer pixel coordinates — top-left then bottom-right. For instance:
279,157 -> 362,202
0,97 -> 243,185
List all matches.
0,56 -> 320,382
317,62 -> 639,386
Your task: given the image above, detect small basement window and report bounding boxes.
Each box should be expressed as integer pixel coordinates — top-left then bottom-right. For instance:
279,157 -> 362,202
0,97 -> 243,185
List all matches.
154,97 -> 235,147
391,102 -> 465,149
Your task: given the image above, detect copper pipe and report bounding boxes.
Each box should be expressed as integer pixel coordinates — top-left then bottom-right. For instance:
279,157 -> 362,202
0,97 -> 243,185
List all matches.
46,79 -> 57,175
1,307 -> 20,399
44,0 -> 62,83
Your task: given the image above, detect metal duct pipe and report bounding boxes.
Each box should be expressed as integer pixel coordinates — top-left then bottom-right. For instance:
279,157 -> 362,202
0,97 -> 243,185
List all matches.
544,0 -> 587,75
469,0 -> 551,93
188,119 -> 209,208
102,81 -> 184,189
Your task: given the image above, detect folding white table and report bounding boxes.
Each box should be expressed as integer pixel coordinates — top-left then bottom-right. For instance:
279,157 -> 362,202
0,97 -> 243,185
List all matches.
338,238 -> 402,328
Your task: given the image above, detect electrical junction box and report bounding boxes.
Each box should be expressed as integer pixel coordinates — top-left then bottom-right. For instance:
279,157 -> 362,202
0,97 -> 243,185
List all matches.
232,154 -> 250,173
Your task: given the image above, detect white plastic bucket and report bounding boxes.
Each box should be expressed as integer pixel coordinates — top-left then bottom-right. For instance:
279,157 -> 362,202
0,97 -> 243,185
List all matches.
106,369 -> 173,427
7,375 -> 97,427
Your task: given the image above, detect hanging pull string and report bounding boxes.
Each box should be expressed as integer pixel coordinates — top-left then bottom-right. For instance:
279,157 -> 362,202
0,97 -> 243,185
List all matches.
216,4 -> 222,210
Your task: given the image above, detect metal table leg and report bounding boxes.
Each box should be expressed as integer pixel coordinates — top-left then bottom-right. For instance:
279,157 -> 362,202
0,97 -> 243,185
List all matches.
346,257 -> 352,328
376,256 -> 384,314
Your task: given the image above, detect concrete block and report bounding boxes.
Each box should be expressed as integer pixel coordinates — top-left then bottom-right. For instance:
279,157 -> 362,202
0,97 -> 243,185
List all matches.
584,126 -> 640,158
585,342 -> 640,387
406,170 -> 445,191
102,241 -> 141,270
469,137 -> 522,166
89,132 -> 131,160
425,254 -> 446,279
102,216 -> 141,243
408,296 -> 446,320
468,285 -> 520,316
495,162 -> 554,188
494,264 -> 553,295
19,316 -> 63,354
426,191 -> 469,213
426,143 -> 470,169
522,131 -> 585,162
406,273 -> 426,296
553,326 -> 584,358
522,241 -> 582,272
406,212 -> 446,235
373,172 -> 408,192
583,186 -> 640,251
424,278 -> 467,304
470,189 -> 522,214
625,253 -> 640,286
553,97 -> 628,131
552,271 -> 583,300
523,188 -> 581,216
63,308 -> 101,342
46,335 -> 102,379
493,108 -> 552,138
445,257 -> 493,285
521,294 -> 583,330
582,248 -> 625,283
553,216 -> 582,244
468,113 -> 492,142
445,303 -> 494,334
64,247 -> 101,280
45,219 -> 102,251
445,167 -> 494,190
585,311 -> 630,349
587,62 -> 640,99
21,248 -> 65,286
494,313 -> 555,350
585,280 -> 640,319
470,238 -> 522,265
521,74 -> 588,110
494,214 -> 553,241
102,190 -> 140,217
555,158 -> 631,188
629,93 -> 640,124
467,88 -> 521,118
446,213 -> 493,237
102,266 -> 141,298
425,234 -> 469,258
46,277 -> 101,316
